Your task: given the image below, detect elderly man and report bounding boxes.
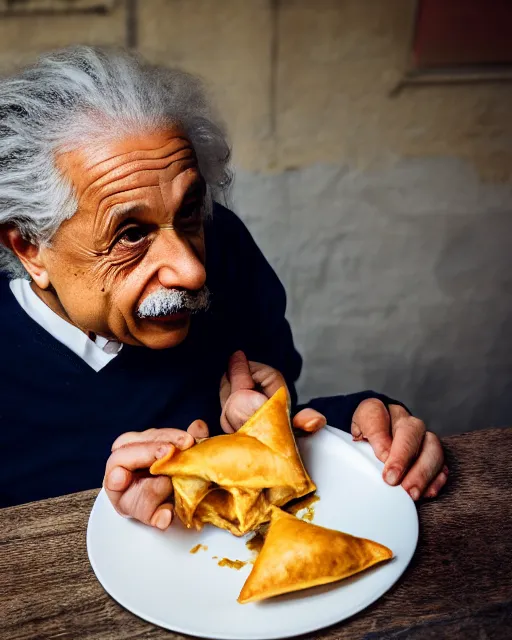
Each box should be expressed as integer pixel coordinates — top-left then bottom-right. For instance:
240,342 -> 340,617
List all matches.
0,46 -> 446,525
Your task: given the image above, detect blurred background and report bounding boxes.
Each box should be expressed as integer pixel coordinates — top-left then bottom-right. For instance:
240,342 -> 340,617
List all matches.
1,0 -> 511,435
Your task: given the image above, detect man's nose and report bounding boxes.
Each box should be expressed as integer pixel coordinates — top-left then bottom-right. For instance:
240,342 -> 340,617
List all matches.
153,230 -> 206,292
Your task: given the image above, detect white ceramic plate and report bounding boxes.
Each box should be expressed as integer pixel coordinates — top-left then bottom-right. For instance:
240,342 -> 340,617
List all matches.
87,427 -> 418,639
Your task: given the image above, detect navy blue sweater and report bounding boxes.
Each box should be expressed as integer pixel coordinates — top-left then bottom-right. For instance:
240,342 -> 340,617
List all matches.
0,204 -> 402,507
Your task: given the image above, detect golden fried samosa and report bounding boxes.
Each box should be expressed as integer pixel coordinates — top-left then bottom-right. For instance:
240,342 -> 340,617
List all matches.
238,507 -> 393,603
150,387 -> 315,536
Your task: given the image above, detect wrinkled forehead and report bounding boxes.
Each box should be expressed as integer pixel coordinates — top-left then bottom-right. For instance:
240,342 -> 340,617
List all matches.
55,127 -> 201,203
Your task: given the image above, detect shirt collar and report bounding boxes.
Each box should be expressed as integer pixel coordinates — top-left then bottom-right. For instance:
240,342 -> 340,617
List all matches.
9,278 -> 122,372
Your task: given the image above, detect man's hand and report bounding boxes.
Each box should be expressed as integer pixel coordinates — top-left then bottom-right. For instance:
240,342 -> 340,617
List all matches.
103,421 -> 208,530
351,399 -> 448,501
221,351 -> 447,501
220,350 -> 326,434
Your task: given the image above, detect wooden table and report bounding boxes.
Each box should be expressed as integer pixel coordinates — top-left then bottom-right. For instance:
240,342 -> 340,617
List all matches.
2,428 -> 511,640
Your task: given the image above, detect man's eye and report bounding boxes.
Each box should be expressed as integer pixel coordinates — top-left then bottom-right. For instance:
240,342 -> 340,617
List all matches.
118,226 -> 148,245
178,203 -> 202,229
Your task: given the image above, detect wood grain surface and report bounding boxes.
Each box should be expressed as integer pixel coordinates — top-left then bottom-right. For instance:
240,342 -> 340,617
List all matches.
1,428 -> 511,640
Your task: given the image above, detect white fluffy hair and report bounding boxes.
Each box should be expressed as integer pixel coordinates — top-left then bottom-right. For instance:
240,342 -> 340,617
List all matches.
0,45 -> 232,278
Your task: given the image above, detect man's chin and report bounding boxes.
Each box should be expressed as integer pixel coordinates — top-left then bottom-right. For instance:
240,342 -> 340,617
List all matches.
134,314 -> 191,349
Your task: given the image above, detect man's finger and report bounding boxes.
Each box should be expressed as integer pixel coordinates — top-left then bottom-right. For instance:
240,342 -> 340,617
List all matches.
388,403 -> 412,433
150,502 -> 175,530
227,350 -> 255,393
248,361 -> 287,399
293,408 -> 326,433
111,475 -> 174,525
104,465 -> 133,492
105,441 -> 177,478
221,389 -> 267,433
111,428 -> 194,451
423,466 -> 449,499
219,373 -> 231,410
104,441 -> 176,524
351,398 -> 393,463
382,417 -> 426,486
400,432 -> 444,499
187,419 -> 209,441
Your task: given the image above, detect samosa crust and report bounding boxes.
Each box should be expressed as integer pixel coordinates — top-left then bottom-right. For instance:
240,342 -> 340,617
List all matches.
238,507 -> 393,603
149,387 -> 316,536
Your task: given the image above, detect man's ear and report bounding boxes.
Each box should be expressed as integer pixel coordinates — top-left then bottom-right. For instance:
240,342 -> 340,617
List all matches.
0,226 -> 50,289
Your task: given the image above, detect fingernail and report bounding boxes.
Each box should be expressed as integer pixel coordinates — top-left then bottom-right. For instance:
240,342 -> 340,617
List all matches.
155,445 -> 172,459
443,465 -> 449,475
384,467 -> 400,485
381,450 -> 390,463
409,487 -> 420,501
107,467 -> 127,491
154,509 -> 172,531
305,418 -> 324,431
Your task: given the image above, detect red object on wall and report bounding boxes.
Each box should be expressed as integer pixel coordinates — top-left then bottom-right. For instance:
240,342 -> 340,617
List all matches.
413,0 -> 512,69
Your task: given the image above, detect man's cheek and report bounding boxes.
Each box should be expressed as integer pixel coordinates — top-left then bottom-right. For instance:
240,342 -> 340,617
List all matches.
187,230 -> 206,264
105,279 -> 147,336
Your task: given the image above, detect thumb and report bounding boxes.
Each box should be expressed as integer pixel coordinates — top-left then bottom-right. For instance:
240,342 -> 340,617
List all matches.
228,351 -> 254,393
351,398 -> 393,463
220,389 -> 267,433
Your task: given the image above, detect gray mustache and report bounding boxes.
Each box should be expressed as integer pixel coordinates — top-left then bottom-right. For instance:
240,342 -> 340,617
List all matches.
137,286 -> 210,318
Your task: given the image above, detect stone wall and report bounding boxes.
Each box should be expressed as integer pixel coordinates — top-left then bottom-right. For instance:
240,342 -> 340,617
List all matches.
1,0 -> 511,433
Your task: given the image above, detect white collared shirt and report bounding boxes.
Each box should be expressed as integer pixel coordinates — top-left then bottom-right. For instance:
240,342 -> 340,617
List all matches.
9,278 -> 122,372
